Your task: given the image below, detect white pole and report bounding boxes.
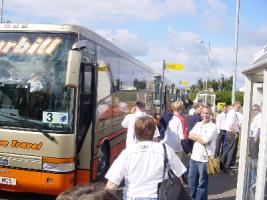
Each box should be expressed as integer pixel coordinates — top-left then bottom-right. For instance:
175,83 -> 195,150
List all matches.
0,0 -> 3,23
206,42 -> 210,90
231,0 -> 240,104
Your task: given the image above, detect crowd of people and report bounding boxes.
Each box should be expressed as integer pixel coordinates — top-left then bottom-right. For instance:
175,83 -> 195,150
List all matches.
56,100 -> 263,200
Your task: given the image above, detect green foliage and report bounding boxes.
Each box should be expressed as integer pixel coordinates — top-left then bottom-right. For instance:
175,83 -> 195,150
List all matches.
214,91 -> 244,105
188,74 -> 244,105
215,91 -> 232,105
236,91 -> 244,105
190,74 -> 233,92
188,92 -> 197,103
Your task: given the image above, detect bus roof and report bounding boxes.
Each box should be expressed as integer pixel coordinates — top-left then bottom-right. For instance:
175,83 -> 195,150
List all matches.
0,23 -> 154,74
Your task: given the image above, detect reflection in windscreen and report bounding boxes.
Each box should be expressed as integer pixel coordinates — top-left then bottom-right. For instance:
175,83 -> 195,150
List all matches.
0,32 -> 76,131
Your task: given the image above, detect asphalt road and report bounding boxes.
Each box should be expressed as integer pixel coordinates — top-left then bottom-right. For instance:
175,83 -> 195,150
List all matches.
0,191 -> 54,200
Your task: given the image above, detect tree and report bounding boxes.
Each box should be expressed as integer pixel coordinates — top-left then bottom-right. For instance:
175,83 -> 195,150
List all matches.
189,75 -> 243,105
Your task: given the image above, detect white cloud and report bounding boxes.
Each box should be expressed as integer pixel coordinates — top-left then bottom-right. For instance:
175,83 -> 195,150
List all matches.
96,29 -> 149,57
165,0 -> 196,14
199,0 -> 227,32
241,25 -> 267,47
142,26 -> 260,88
5,0 -> 197,23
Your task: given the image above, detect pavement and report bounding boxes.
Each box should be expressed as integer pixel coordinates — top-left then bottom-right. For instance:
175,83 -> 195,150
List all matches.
208,165 -> 238,200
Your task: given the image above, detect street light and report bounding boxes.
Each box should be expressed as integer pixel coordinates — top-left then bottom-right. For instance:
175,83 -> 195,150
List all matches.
0,0 -> 4,23
197,40 -> 210,90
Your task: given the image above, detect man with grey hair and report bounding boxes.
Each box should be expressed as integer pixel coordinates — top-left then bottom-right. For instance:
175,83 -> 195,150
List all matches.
221,101 -> 241,170
249,104 -> 262,159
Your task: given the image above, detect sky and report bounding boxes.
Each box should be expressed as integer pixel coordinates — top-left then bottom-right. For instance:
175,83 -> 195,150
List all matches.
3,0 -> 267,89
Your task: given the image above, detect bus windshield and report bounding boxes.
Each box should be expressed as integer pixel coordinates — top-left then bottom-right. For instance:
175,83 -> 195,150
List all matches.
0,32 -> 76,132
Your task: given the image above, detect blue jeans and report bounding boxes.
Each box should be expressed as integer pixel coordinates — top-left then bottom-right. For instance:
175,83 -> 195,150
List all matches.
188,159 -> 208,200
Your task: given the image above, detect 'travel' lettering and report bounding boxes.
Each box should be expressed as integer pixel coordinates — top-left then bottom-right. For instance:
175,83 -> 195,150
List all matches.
0,36 -> 62,55
11,140 -> 43,150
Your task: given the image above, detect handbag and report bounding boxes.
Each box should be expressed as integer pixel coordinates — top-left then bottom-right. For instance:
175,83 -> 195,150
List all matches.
204,145 -> 220,175
158,143 -> 191,200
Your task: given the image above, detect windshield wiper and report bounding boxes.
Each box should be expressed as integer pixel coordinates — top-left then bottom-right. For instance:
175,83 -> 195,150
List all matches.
0,111 -> 56,142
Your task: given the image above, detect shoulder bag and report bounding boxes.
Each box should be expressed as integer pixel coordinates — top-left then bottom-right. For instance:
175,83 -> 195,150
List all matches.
158,143 -> 191,200
204,145 -> 220,175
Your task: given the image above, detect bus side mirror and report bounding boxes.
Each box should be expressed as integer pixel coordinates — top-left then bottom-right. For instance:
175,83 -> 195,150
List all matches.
65,50 -> 81,88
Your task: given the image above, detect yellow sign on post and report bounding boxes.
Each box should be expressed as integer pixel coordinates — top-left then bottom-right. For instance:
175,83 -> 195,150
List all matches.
98,66 -> 109,72
180,81 -> 189,85
165,63 -> 183,71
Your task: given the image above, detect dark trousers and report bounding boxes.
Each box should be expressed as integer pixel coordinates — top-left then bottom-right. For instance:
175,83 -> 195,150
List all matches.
220,131 -> 238,167
249,137 -> 259,159
215,130 -> 226,157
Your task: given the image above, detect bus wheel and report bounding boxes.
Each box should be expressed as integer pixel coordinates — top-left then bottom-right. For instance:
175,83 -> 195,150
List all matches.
97,143 -> 110,180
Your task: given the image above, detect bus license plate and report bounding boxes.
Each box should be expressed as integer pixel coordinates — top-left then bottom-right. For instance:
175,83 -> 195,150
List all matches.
0,177 -> 16,185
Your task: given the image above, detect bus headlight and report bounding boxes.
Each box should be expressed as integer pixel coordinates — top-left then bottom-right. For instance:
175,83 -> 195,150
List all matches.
42,157 -> 75,173
43,162 -> 75,173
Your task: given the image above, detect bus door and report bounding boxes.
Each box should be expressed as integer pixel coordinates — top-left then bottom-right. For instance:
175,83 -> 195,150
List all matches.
77,63 -> 98,153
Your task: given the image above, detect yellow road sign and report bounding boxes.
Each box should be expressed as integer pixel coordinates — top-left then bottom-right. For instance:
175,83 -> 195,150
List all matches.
180,81 -> 189,85
165,63 -> 183,70
98,66 -> 109,71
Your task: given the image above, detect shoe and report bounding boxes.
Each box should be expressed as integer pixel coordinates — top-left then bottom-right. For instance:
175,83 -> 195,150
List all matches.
182,174 -> 189,185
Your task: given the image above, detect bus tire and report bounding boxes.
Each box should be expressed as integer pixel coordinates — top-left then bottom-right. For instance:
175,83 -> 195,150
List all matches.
97,142 -> 110,180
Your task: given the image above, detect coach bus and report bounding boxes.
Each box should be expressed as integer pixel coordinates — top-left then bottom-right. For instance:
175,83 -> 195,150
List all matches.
0,23 -> 157,195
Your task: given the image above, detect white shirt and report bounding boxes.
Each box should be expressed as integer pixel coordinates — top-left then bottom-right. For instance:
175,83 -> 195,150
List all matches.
237,112 -> 243,128
250,112 -> 262,138
162,115 -> 184,152
27,78 -> 44,92
105,141 -> 186,199
121,111 -> 159,147
225,109 -> 240,133
216,112 -> 227,133
189,108 -> 195,115
189,121 -> 217,162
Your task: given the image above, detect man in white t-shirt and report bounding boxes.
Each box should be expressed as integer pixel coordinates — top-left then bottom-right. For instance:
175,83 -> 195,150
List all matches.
215,104 -> 228,157
26,73 -> 44,92
162,101 -> 185,157
220,101 -> 241,169
249,104 -> 262,159
188,106 -> 217,200
121,101 -> 159,148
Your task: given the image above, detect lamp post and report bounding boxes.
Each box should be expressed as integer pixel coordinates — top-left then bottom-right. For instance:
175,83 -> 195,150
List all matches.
0,0 -> 4,23
197,40 -> 210,90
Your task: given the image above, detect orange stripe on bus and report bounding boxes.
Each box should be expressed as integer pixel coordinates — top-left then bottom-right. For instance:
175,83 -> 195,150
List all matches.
0,167 -> 74,195
97,128 -> 126,146
43,157 -> 75,164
